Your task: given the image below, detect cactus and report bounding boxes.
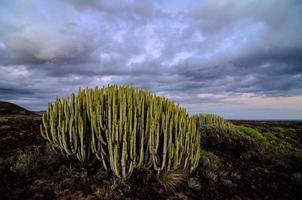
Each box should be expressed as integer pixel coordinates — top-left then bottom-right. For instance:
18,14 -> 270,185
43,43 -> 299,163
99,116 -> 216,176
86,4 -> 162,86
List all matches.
192,113 -> 233,129
41,85 -> 201,179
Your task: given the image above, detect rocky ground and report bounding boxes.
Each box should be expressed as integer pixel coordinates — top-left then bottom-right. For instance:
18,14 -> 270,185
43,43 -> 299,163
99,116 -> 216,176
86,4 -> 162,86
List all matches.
0,110 -> 302,199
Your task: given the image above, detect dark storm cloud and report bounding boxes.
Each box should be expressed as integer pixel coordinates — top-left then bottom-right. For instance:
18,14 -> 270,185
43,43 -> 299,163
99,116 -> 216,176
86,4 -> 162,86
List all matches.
0,88 -> 35,96
0,0 -> 302,119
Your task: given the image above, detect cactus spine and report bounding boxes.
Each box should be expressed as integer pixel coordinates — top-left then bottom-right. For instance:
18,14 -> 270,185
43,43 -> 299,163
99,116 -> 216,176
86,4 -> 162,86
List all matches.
41,85 -> 201,179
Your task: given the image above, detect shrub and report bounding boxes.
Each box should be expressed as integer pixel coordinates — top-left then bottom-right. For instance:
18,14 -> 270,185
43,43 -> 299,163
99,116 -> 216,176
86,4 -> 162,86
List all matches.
233,126 -> 302,169
41,85 -> 201,179
195,151 -> 221,185
158,170 -> 186,191
235,125 -> 266,141
199,151 -> 221,172
10,146 -> 39,176
200,125 -> 252,153
192,113 -> 233,128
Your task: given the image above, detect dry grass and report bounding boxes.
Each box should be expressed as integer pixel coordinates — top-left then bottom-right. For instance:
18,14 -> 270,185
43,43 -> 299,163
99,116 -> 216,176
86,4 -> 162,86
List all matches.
158,170 -> 186,192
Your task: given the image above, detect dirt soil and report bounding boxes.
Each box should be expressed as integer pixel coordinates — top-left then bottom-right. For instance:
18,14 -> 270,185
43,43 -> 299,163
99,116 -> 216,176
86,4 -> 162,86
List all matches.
1,116 -> 302,200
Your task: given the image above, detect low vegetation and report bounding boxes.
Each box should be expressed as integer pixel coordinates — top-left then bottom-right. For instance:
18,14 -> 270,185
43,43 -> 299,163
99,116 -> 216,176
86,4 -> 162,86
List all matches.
192,113 -> 233,128
10,146 -> 40,176
1,88 -> 302,199
197,114 -> 302,170
40,86 -> 200,181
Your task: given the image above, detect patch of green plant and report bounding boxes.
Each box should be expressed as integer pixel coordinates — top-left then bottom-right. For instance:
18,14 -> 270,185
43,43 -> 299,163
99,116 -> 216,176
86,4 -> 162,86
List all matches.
199,151 -> 221,172
271,127 -> 285,133
0,116 -> 8,123
200,125 -> 252,153
194,151 -> 222,185
192,113 -> 233,128
234,125 -> 302,169
40,85 -> 201,180
92,177 -> 132,199
270,127 -> 301,147
10,146 -> 40,176
199,121 -> 302,169
235,125 -> 266,142
157,170 -> 186,192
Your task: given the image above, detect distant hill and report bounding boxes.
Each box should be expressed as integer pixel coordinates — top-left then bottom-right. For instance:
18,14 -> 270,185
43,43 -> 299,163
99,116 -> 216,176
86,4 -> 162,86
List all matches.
33,111 -> 46,116
0,101 -> 34,115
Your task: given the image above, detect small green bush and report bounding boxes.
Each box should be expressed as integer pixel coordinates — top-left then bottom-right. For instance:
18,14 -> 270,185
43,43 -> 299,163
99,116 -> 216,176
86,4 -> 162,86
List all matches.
233,126 -> 302,169
10,147 -> 39,176
196,151 -> 221,184
199,151 -> 221,172
192,113 -> 233,128
158,170 -> 186,191
235,125 -> 266,141
193,112 -> 302,170
200,125 -> 252,153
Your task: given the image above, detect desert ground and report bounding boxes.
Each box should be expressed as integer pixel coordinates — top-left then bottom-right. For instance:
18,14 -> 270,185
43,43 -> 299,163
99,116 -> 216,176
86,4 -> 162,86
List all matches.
0,102 -> 302,200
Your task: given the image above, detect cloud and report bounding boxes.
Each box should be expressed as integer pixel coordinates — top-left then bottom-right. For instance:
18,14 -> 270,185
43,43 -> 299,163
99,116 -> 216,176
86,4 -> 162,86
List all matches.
0,0 -> 301,119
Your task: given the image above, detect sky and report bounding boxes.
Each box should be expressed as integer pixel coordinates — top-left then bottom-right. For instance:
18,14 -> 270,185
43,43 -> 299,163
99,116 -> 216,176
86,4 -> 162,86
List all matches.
0,0 -> 302,120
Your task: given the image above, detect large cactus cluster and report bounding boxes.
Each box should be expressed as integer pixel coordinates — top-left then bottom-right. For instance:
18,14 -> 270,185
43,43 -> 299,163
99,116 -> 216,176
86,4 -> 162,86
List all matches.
192,113 -> 233,129
40,85 -> 200,179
